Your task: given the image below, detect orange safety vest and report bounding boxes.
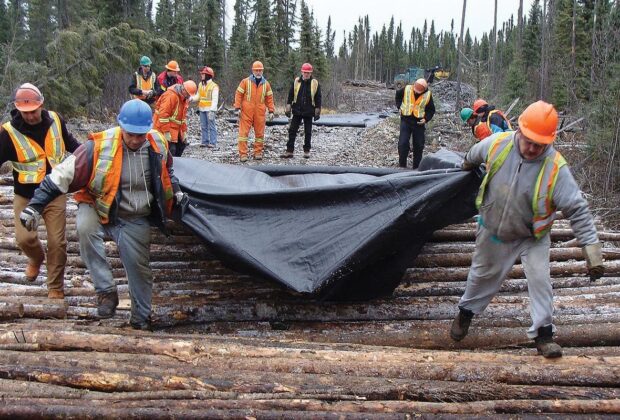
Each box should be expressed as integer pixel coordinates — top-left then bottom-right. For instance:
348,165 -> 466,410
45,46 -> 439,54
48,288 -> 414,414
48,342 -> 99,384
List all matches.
237,77 -> 272,104
2,111 -> 66,184
476,132 -> 567,239
400,85 -> 431,118
74,127 -> 174,224
198,81 -> 218,108
133,71 -> 157,100
293,77 -> 319,107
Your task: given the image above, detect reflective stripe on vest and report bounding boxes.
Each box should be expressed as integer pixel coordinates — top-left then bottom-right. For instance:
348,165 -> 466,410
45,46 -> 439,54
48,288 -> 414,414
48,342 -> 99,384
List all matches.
400,86 -> 430,118
2,111 -> 66,184
243,78 -> 268,103
475,132 -> 567,239
156,91 -> 185,125
198,81 -> 217,108
486,109 -> 513,131
293,78 -> 318,107
133,72 -> 156,100
76,127 -> 174,223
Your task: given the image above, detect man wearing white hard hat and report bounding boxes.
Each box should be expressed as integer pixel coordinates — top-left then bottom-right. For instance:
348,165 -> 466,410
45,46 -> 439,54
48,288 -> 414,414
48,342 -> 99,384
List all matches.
0,83 -> 80,299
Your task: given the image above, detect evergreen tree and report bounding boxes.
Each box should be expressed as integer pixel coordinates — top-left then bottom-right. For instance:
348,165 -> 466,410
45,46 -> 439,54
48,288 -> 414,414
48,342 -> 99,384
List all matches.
325,16 -> 336,59
27,0 -> 55,62
228,0 -> 251,82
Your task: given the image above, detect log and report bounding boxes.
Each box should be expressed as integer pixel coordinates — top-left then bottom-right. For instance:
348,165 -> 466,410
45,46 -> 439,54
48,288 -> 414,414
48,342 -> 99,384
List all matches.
1,297 -> 66,319
0,302 -> 24,319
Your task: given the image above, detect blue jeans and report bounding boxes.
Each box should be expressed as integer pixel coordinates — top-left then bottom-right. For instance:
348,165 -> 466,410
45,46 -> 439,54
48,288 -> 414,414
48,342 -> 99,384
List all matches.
199,111 -> 218,146
77,204 -> 153,324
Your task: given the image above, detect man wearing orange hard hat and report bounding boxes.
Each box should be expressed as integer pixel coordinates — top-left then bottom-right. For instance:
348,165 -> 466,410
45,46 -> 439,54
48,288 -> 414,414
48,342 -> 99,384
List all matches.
153,80 -> 197,157
453,100 -> 604,358
233,60 -> 275,162
395,77 -> 435,169
0,83 -> 80,299
155,60 -> 184,99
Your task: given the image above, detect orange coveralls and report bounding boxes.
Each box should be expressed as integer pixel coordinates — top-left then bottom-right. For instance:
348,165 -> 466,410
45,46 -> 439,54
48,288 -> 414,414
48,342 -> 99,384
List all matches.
233,76 -> 275,158
153,86 -> 188,143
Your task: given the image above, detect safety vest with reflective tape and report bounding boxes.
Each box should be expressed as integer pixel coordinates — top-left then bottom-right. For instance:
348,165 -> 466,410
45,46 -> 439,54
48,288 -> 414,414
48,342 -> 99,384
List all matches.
236,78 -> 271,104
2,111 -> 66,184
293,77 -> 318,107
475,132 -> 567,239
155,90 -> 186,126
133,72 -> 157,100
198,81 -> 218,108
74,127 -> 174,224
473,109 -> 513,141
400,86 -> 431,118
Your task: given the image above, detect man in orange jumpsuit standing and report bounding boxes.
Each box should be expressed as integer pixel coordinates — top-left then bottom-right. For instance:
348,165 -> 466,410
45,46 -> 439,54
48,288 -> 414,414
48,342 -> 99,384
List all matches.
153,80 -> 197,157
233,61 -> 275,162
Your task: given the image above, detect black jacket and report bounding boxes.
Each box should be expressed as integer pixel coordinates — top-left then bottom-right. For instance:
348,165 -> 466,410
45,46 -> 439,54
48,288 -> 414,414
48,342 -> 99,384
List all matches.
395,88 -> 436,124
0,109 -> 81,198
287,76 -> 322,117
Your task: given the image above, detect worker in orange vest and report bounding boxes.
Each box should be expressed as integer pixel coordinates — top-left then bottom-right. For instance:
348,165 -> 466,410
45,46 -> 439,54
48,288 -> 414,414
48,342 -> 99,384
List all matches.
460,98 -> 512,141
128,56 -> 157,106
233,60 -> 275,162
155,60 -> 184,99
1,83 -> 80,299
153,80 -> 197,157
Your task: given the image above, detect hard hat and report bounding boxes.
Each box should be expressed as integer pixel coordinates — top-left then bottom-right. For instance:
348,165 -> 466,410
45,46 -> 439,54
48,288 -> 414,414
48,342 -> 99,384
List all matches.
472,98 -> 488,113
200,66 -> 214,77
252,61 -> 264,71
518,100 -> 558,144
117,99 -> 153,134
165,60 -> 181,72
460,107 -> 474,122
139,56 -> 152,66
301,62 -> 313,72
13,83 -> 44,112
183,80 -> 198,96
413,78 -> 428,94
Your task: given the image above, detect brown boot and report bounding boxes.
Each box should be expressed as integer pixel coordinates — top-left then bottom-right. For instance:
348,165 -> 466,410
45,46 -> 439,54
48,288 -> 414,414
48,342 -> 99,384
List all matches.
280,150 -> 294,158
47,289 -> 65,299
97,291 -> 119,319
450,307 -> 474,341
534,325 -> 563,358
254,153 -> 263,160
24,259 -> 43,282
240,155 -> 248,162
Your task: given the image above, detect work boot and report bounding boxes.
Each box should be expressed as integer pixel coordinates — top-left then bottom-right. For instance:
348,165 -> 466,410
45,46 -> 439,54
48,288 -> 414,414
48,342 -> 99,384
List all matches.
130,315 -> 152,331
24,259 -> 43,282
303,150 -> 310,159
240,155 -> 248,162
450,307 -> 474,341
534,325 -> 563,358
254,153 -> 263,160
96,291 -> 119,319
47,289 -> 65,300
280,150 -> 294,159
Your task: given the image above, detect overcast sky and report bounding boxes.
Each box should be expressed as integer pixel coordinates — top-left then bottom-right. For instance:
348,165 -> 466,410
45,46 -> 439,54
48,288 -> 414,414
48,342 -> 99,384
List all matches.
217,0 -> 535,46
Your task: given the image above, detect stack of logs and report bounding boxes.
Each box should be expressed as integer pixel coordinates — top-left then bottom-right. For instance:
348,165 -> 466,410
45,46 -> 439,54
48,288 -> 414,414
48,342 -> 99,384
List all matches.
1,175 -> 619,417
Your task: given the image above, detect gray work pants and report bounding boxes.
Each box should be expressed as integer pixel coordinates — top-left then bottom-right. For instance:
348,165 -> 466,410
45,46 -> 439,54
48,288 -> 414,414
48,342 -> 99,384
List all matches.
458,225 -> 554,339
77,203 -> 153,324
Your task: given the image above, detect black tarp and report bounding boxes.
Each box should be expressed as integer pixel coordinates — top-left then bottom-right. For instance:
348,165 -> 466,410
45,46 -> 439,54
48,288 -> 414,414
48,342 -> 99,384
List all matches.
173,149 -> 480,300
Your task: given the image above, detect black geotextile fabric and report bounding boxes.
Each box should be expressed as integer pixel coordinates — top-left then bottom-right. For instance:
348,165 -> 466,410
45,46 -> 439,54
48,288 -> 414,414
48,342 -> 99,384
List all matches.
172,149 -> 481,300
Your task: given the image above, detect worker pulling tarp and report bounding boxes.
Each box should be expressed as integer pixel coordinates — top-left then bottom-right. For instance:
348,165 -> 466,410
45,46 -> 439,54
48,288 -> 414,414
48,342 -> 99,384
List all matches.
173,149 -> 480,299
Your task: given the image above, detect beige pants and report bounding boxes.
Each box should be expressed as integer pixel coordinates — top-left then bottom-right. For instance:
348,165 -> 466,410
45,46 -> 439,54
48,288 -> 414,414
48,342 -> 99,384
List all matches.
13,194 -> 67,291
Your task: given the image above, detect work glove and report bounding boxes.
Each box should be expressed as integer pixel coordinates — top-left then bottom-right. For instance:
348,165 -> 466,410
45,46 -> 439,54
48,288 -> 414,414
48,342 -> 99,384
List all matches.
583,243 -> 605,281
461,161 -> 476,171
164,132 -> 172,142
417,118 -> 426,126
207,111 -> 215,121
174,191 -> 188,205
142,89 -> 153,98
314,108 -> 321,121
19,206 -> 41,232
267,112 -> 274,122
285,104 -> 292,118
195,109 -> 200,115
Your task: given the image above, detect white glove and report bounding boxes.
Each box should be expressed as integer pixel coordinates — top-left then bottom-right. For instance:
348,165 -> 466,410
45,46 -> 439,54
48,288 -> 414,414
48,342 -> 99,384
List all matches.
175,192 -> 187,204
267,112 -> 274,122
142,89 -> 153,98
19,206 -> 41,231
207,111 -> 215,121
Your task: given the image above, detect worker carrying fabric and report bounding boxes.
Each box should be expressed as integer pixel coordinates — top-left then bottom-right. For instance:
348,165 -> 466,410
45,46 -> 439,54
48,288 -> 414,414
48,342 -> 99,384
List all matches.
153,80 -> 197,157
452,100 -> 605,358
460,98 -> 512,141
233,60 -> 275,162
395,78 -> 435,169
280,62 -> 322,159
192,66 -> 219,148
128,56 -> 157,106
155,60 -> 184,98
1,83 -> 80,299
20,99 -> 185,330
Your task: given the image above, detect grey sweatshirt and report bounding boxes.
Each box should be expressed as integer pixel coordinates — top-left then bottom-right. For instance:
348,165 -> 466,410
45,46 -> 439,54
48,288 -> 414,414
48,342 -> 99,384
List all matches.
117,141 -> 153,219
464,131 -> 598,245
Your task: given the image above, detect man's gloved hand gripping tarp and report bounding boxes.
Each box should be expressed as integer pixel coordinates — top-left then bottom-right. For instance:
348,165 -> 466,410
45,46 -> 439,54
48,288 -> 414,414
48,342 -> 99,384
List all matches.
173,149 -> 480,300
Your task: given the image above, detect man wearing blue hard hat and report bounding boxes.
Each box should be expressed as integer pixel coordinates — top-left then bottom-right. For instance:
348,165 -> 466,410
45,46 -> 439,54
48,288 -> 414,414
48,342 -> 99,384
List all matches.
19,99 -> 186,330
